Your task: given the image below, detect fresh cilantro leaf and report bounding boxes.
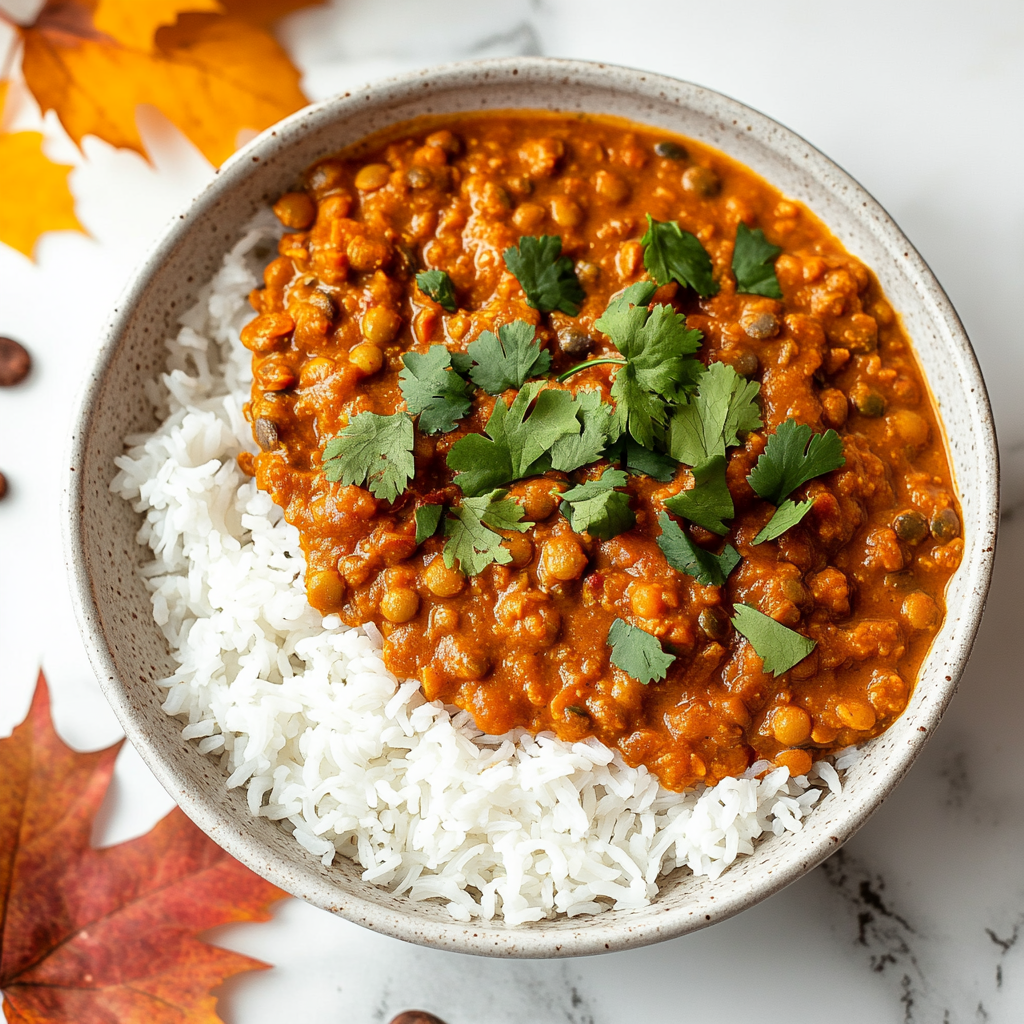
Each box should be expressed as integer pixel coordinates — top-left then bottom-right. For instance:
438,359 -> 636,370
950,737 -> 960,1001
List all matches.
731,603 -> 816,676
467,320 -> 552,394
607,617 -> 676,685
732,223 -> 783,298
446,383 -> 581,496
414,504 -> 444,545
442,489 -> 531,576
594,296 -> 704,449
549,389 -> 613,473
667,361 -> 762,465
641,215 -> 719,297
503,235 -> 585,315
399,345 -> 474,434
605,435 -> 679,482
559,468 -> 635,540
662,454 -> 733,535
747,419 -> 845,506
753,498 -> 814,545
321,411 -> 414,503
416,269 -> 458,312
656,511 -> 740,586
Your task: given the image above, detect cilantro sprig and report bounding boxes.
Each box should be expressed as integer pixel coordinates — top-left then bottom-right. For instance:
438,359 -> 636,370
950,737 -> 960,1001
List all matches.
667,361 -> 762,466
656,511 -> 739,587
321,411 -> 414,503
662,455 -> 733,535
399,345 -> 473,434
503,235 -> 585,315
593,283 -> 705,449
607,618 -> 676,685
559,468 -> 635,540
416,269 -> 458,312
467,320 -> 551,394
447,383 -> 612,497
442,489 -> 532,575
748,419 -> 845,504
732,223 -> 782,298
747,419 -> 844,543
731,603 -> 816,676
752,498 -> 813,546
641,215 -> 719,297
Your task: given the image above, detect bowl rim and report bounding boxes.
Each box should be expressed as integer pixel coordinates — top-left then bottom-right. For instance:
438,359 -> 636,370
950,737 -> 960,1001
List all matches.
63,55 -> 999,958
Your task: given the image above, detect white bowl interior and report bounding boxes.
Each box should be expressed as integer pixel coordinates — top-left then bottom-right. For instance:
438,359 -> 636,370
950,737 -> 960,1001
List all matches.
64,58 -> 998,957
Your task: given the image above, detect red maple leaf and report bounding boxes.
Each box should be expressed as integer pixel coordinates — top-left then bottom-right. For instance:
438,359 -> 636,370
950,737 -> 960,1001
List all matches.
0,673 -> 286,1024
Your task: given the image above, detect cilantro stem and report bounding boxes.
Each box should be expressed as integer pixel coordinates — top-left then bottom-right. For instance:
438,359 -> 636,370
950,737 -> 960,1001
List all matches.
556,357 -> 626,383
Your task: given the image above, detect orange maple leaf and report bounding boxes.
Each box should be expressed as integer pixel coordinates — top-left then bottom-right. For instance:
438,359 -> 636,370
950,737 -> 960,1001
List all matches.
0,673 -> 286,1024
17,0 -> 313,167
0,83 -> 82,258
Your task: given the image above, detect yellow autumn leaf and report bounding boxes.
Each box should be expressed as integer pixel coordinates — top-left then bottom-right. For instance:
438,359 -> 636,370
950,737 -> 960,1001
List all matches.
0,83 -> 83,258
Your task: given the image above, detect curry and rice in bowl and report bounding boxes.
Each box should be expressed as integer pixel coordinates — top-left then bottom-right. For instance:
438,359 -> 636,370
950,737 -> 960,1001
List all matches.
109,108 -> 965,926
67,54 -> 995,954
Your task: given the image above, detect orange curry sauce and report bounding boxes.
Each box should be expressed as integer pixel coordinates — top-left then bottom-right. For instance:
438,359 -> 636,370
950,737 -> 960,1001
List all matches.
240,113 -> 961,791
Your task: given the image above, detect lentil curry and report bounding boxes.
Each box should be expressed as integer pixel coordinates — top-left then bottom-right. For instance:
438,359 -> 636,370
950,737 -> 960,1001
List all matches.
240,113 -> 961,792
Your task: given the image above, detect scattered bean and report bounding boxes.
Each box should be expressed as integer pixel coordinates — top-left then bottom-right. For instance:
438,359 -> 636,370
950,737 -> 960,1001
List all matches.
389,1012 -> 449,1024
0,472 -> 7,500
0,337 -> 32,386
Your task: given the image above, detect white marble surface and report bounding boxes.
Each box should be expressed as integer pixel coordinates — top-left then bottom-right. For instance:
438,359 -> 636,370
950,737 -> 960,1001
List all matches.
2,1 -> 1023,1020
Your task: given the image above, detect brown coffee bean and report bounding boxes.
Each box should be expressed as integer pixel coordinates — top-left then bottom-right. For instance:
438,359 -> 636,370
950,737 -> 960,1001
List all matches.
389,1013 -> 449,1024
0,472 -> 7,500
0,337 -> 31,386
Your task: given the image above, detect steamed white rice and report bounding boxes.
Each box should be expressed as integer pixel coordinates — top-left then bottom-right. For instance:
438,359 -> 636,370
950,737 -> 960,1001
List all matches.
111,218 -> 852,924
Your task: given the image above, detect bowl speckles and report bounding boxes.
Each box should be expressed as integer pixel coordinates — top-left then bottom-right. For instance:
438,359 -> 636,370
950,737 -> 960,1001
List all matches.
62,58 -> 998,958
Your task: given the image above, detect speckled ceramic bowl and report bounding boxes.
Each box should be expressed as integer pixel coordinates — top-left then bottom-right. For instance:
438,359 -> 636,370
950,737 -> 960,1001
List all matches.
63,58 -> 998,957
